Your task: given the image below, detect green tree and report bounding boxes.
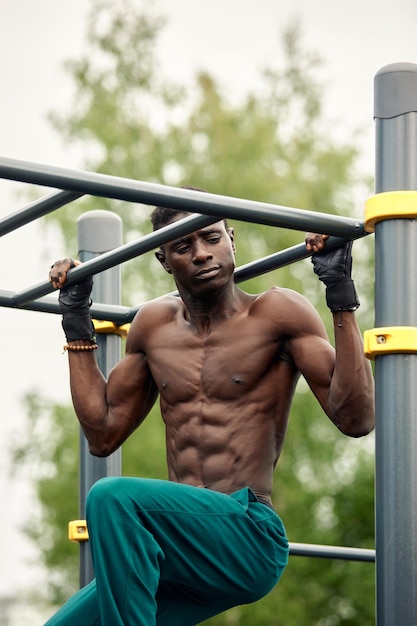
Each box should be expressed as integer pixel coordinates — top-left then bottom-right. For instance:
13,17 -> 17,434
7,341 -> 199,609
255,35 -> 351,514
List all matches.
12,0 -> 375,623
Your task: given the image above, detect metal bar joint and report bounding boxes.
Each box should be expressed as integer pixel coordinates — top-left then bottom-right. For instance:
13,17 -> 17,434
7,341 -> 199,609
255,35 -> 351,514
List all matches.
68,520 -> 89,542
365,191 -> 417,232
364,326 -> 417,359
93,319 -> 130,338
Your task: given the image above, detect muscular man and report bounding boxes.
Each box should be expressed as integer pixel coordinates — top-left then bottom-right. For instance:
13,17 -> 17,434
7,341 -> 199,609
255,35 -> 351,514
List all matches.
45,208 -> 374,626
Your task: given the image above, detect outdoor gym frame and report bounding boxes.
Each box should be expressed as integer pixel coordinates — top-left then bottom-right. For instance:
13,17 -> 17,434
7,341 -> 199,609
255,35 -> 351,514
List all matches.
1,62 -> 416,625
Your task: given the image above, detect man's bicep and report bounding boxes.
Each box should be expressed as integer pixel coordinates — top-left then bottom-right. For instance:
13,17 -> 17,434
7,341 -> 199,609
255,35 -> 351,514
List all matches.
289,332 -> 335,408
107,351 -> 159,427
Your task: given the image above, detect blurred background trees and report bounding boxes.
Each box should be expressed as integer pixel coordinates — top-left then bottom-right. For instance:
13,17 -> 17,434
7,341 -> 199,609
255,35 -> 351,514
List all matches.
10,0 -> 375,623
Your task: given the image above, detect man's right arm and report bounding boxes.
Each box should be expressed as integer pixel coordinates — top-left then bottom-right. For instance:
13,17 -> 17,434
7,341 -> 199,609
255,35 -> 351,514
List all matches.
50,258 -> 159,456
66,345 -> 158,456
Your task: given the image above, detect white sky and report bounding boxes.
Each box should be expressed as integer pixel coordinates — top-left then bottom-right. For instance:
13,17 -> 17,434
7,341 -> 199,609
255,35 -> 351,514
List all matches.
0,0 -> 416,607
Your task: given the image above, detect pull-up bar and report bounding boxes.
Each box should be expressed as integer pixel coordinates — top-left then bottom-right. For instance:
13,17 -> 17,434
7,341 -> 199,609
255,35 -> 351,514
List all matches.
0,155 -> 365,237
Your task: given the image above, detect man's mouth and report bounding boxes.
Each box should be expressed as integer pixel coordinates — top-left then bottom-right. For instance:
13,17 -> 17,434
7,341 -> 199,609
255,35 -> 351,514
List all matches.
195,266 -> 220,279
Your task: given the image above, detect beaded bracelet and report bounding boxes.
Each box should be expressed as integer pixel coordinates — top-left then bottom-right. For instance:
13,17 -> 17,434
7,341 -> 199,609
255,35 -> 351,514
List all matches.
63,343 -> 98,353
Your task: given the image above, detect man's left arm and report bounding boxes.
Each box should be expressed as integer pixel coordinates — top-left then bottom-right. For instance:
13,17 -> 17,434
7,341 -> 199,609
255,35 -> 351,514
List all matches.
306,234 -> 375,437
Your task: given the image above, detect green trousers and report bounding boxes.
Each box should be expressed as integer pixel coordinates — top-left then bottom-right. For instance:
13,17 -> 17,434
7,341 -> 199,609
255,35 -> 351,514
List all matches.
44,477 -> 288,626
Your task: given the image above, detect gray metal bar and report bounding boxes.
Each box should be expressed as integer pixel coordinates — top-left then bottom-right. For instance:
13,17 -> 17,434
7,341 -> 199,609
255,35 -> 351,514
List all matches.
10,212 -> 219,306
374,62 -> 417,626
234,235 -> 357,283
289,542 -> 375,563
0,156 -> 365,237
0,291 -> 132,324
0,190 -> 83,236
77,211 -> 123,588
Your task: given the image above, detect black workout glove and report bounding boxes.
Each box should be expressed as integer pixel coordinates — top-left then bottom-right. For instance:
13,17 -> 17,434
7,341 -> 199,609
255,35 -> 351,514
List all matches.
58,260 -> 96,343
311,241 -> 360,312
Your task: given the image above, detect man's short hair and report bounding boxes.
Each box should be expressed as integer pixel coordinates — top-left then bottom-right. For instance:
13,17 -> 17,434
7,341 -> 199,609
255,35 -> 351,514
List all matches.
150,186 -> 229,233
150,186 -> 208,231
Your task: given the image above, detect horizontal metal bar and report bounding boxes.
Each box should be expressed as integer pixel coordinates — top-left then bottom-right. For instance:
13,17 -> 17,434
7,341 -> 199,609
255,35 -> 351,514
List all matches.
289,542 -> 375,562
0,156 -> 365,237
0,291 -> 134,324
0,190 -> 84,236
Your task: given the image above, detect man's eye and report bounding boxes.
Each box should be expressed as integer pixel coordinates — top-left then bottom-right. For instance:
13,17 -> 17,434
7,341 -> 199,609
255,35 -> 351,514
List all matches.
175,244 -> 189,253
207,236 -> 220,244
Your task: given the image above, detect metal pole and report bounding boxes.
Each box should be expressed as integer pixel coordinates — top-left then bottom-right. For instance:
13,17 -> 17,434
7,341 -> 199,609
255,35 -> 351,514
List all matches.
77,210 -> 123,587
374,63 -> 417,625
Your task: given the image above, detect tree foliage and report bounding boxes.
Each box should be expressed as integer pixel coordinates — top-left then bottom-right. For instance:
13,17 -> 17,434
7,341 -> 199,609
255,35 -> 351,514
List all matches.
46,0 -> 368,304
13,0 -> 375,623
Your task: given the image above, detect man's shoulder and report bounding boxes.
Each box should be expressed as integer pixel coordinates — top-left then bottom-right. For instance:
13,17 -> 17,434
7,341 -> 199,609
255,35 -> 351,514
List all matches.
251,286 -> 322,329
127,295 -> 182,350
134,294 -> 182,324
254,286 -> 313,309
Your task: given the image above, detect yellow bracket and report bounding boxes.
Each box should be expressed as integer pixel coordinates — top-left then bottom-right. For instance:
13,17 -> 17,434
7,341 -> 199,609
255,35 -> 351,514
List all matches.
92,320 -> 130,338
364,326 -> 417,359
68,519 -> 89,542
364,191 -> 417,233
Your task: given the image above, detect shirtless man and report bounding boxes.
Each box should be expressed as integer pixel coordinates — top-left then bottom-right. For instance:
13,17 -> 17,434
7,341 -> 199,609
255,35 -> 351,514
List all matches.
45,207 -> 374,626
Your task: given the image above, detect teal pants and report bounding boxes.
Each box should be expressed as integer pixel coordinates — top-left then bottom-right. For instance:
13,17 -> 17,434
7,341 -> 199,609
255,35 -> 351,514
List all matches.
44,477 -> 288,626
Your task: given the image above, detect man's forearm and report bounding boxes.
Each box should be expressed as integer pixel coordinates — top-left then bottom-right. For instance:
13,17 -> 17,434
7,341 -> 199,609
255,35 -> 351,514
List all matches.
329,312 -> 375,437
67,348 -> 112,452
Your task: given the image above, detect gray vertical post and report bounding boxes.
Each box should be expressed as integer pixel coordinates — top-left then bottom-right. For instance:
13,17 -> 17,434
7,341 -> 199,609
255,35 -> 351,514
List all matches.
77,210 -> 123,587
374,63 -> 417,625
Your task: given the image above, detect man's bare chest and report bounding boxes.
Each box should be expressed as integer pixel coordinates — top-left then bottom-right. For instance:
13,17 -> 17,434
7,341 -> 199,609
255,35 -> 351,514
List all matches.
145,317 -> 288,401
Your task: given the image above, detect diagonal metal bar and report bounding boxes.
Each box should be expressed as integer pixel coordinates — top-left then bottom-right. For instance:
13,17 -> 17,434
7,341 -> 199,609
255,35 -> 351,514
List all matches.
0,190 -> 84,236
0,156 -> 365,237
233,235 -> 357,283
8,212 -> 220,306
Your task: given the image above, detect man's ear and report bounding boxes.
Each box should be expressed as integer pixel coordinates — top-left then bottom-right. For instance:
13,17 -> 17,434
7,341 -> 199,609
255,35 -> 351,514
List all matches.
227,227 -> 236,253
155,249 -> 172,274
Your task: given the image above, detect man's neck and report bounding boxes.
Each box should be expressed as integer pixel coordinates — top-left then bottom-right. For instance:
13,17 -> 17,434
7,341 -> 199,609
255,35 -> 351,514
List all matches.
179,284 -> 247,333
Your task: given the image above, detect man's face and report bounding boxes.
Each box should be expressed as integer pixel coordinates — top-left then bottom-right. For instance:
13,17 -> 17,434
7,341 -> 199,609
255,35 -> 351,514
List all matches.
155,212 -> 235,295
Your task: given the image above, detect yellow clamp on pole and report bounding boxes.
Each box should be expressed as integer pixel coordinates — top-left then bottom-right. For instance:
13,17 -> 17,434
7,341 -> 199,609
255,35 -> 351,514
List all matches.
364,326 -> 417,360
364,191 -> 417,233
92,320 -> 130,338
68,520 -> 89,542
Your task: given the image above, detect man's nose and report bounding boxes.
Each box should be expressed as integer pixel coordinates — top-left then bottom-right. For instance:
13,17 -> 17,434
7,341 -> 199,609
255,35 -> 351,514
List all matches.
192,243 -> 213,263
